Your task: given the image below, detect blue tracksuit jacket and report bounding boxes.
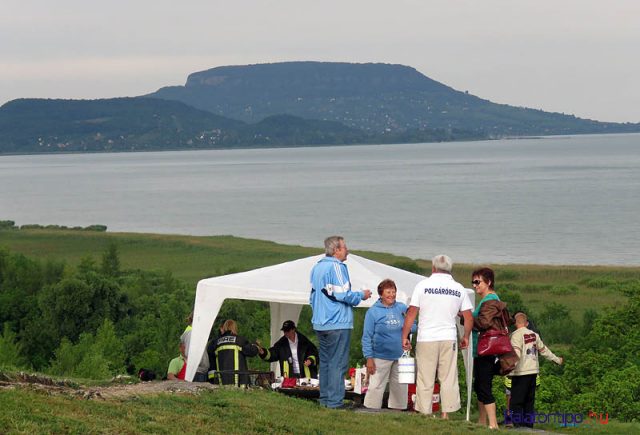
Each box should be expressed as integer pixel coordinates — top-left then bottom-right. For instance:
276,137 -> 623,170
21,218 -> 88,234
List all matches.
309,256 -> 364,331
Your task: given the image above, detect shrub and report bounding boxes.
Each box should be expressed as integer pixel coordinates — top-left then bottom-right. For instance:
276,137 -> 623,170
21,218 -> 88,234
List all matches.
391,260 -> 425,275
49,320 -> 125,379
130,349 -> 165,377
84,224 -> 107,232
0,323 -> 28,369
538,303 -> 577,344
0,220 -> 17,230
550,284 -> 579,295
497,270 -> 520,281
593,365 -> 640,420
581,277 -> 617,289
520,283 -> 552,294
582,309 -> 599,336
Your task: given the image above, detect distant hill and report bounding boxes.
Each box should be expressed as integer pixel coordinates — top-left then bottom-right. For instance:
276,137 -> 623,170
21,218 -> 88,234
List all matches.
0,98 -> 241,153
0,98 -> 378,154
149,61 -> 640,136
0,97 -> 482,154
3,61 -> 639,155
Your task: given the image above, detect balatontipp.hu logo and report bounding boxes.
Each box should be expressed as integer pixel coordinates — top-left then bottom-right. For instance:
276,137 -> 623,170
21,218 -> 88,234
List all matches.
507,410 -> 609,427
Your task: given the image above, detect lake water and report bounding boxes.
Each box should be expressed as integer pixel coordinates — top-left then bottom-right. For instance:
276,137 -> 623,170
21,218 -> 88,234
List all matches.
1,134 -> 639,265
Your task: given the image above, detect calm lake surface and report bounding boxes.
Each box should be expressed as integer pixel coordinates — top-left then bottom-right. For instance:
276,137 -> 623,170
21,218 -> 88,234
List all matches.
1,134 -> 639,265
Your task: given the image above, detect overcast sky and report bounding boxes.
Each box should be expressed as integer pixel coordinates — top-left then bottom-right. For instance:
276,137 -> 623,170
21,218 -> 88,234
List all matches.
2,0 -> 639,123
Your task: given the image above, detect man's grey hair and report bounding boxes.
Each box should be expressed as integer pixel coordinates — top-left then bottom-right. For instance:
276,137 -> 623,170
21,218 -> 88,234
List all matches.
432,254 -> 453,273
324,236 -> 344,256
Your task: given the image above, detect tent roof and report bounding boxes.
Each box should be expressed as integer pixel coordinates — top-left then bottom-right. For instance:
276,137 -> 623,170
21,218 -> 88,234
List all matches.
195,253 -> 425,307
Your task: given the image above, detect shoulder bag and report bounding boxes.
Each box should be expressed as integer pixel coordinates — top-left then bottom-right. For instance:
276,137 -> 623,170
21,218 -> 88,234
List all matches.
477,307 -> 513,356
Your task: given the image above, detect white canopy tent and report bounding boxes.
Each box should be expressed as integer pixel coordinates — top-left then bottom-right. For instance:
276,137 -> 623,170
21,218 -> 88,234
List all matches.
186,253 -> 475,420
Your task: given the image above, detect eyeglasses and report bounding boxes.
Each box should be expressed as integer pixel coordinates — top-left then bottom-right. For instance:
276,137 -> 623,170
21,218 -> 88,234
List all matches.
471,280 -> 482,286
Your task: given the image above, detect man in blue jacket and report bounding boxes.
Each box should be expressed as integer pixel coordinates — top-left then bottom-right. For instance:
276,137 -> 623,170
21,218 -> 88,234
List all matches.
310,235 -> 372,408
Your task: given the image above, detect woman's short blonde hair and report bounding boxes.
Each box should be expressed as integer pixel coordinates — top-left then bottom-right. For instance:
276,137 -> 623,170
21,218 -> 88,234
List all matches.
221,319 -> 238,335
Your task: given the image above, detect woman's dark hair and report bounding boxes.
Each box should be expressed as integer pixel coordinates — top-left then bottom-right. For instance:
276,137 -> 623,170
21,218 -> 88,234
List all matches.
472,267 -> 494,289
377,279 -> 397,296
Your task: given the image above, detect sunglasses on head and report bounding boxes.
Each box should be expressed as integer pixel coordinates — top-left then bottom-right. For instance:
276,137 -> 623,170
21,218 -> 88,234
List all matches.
471,279 -> 482,285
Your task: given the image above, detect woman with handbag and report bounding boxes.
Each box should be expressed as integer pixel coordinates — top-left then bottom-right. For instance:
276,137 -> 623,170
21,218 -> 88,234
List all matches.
471,267 -> 506,430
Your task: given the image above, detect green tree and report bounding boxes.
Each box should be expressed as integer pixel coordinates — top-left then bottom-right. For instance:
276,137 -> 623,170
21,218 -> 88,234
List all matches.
558,294 -> 640,421
39,278 -> 93,342
582,308 -> 599,336
93,319 -> 126,374
49,320 -> 126,379
538,302 -> 577,344
0,323 -> 28,369
101,242 -> 120,277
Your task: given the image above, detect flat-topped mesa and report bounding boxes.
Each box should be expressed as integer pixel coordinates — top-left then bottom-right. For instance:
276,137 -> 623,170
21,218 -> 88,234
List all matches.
183,61 -> 451,95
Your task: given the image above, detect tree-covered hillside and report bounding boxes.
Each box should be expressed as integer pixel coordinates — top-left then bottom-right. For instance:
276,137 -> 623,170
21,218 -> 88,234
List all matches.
0,97 -> 484,154
0,98 -> 375,154
149,61 -> 640,136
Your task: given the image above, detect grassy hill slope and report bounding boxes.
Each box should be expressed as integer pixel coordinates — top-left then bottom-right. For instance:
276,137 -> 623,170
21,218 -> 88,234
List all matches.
0,382 -> 491,435
1,374 -> 636,434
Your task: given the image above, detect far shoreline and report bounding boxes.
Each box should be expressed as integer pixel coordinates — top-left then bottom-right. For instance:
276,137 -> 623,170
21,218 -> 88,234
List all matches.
3,131 -> 640,158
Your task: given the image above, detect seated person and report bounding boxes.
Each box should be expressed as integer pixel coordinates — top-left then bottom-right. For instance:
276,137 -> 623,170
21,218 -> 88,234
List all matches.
181,312 -> 209,382
208,319 -> 259,386
258,320 -> 319,379
167,341 -> 187,381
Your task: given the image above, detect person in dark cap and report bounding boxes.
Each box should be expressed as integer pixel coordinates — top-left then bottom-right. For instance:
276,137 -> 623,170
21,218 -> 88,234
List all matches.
258,320 -> 319,379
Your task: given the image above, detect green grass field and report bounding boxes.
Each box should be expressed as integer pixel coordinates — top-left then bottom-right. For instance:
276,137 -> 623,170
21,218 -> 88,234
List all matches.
0,386 -> 486,435
0,382 -> 634,434
1,227 -> 636,326
0,228 -> 406,288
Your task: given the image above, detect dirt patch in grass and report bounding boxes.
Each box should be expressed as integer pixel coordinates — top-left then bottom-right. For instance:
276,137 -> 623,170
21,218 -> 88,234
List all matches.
0,372 -> 218,400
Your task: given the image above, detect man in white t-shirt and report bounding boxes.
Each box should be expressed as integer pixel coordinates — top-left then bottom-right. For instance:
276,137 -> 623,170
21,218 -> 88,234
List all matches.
401,254 -> 473,418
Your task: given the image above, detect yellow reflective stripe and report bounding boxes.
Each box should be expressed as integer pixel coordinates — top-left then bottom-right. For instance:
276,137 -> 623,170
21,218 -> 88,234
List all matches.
215,344 -> 243,386
215,352 -> 221,384
184,325 -> 192,332
265,349 -> 271,360
216,344 -> 242,353
234,347 -> 239,386
283,361 -> 289,377
303,364 -> 311,378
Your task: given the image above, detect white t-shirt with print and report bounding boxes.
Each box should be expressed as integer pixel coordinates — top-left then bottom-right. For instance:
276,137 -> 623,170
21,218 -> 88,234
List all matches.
410,273 -> 473,342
